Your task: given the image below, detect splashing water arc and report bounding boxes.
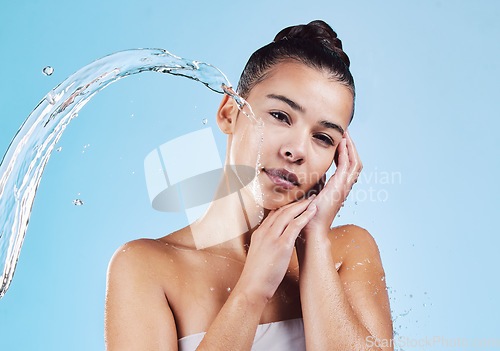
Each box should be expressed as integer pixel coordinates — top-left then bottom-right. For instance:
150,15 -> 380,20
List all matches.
0,48 -> 245,299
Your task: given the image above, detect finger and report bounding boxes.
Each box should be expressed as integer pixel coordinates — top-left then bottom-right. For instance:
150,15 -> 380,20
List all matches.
333,143 -> 340,167
345,130 -> 356,169
263,197 -> 311,228
345,130 -> 361,169
336,138 -> 350,178
269,198 -> 315,235
345,130 -> 363,184
280,202 -> 317,246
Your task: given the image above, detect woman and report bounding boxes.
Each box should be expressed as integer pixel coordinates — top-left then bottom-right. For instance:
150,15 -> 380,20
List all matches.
105,20 -> 394,350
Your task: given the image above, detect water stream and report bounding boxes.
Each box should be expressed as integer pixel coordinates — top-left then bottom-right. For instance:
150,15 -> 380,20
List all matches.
0,48 -> 260,298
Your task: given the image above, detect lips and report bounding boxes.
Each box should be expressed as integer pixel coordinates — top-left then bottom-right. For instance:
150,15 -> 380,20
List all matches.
263,168 -> 299,190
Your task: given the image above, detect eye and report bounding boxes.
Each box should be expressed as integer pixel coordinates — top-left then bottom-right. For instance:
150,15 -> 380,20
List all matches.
270,111 -> 290,124
314,133 -> 334,146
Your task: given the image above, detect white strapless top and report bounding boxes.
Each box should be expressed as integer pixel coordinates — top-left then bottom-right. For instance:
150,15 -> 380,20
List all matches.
178,317 -> 305,351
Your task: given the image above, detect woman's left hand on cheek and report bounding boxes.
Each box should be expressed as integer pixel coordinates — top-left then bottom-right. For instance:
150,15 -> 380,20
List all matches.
302,130 -> 363,236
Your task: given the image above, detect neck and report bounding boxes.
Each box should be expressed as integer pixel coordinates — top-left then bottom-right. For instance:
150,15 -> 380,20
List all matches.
187,166 -> 270,259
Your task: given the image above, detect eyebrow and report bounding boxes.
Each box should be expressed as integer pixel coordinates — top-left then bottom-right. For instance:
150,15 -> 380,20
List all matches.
320,120 -> 344,136
267,94 -> 304,112
266,93 -> 345,136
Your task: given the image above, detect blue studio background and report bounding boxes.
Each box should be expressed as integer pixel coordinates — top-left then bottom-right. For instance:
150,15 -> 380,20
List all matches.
1,0 -> 499,350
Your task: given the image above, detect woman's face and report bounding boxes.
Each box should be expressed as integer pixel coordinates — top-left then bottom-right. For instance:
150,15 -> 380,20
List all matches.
226,61 -> 354,209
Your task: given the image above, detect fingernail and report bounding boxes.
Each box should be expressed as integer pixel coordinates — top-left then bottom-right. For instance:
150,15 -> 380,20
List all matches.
309,194 -> 317,199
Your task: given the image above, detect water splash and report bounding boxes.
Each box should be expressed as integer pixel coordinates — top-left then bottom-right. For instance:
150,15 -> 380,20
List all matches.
388,286 -> 432,349
221,85 -> 258,124
0,48 -> 248,298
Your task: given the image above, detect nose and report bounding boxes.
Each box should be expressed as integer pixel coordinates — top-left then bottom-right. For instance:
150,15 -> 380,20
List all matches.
280,131 -> 307,165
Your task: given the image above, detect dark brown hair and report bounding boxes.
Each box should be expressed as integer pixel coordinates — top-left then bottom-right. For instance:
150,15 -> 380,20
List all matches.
236,20 -> 355,122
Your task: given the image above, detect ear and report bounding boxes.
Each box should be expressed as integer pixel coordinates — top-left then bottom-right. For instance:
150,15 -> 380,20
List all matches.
216,94 -> 239,135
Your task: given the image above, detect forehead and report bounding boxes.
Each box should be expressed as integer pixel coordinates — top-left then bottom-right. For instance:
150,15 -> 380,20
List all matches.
247,62 -> 353,129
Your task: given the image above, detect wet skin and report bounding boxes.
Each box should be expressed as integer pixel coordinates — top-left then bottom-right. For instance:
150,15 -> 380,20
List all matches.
104,62 -> 393,350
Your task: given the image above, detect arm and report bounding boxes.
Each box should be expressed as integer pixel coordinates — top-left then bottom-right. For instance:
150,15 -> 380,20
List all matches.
197,198 -> 317,350
194,279 -> 268,350
295,130 -> 393,350
296,225 -> 393,351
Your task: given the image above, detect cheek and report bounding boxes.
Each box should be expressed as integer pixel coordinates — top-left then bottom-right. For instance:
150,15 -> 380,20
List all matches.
309,150 -> 336,181
230,125 -> 264,164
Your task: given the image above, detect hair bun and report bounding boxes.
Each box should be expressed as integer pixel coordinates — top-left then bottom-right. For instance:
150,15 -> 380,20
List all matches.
274,20 -> 350,67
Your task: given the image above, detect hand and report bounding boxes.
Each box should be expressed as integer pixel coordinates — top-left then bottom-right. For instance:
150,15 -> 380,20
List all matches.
236,197 -> 317,303
301,130 -> 362,237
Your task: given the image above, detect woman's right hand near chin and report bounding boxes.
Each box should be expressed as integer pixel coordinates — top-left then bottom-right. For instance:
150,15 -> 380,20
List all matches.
235,197 -> 317,303
196,197 -> 318,350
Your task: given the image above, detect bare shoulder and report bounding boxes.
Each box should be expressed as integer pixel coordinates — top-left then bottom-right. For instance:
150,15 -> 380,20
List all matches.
107,237 -> 189,291
108,238 -> 168,276
105,238 -> 179,350
329,224 -> 378,247
110,237 -> 166,258
328,224 -> 385,278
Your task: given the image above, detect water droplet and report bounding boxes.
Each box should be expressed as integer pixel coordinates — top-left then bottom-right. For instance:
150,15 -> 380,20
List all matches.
409,294 -> 413,298
210,287 -> 214,291
56,147 -> 62,152
42,66 -> 54,76
227,287 -> 231,292
72,199 -> 84,206
354,201 -> 358,205
202,118 -> 208,125
130,114 -> 134,118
